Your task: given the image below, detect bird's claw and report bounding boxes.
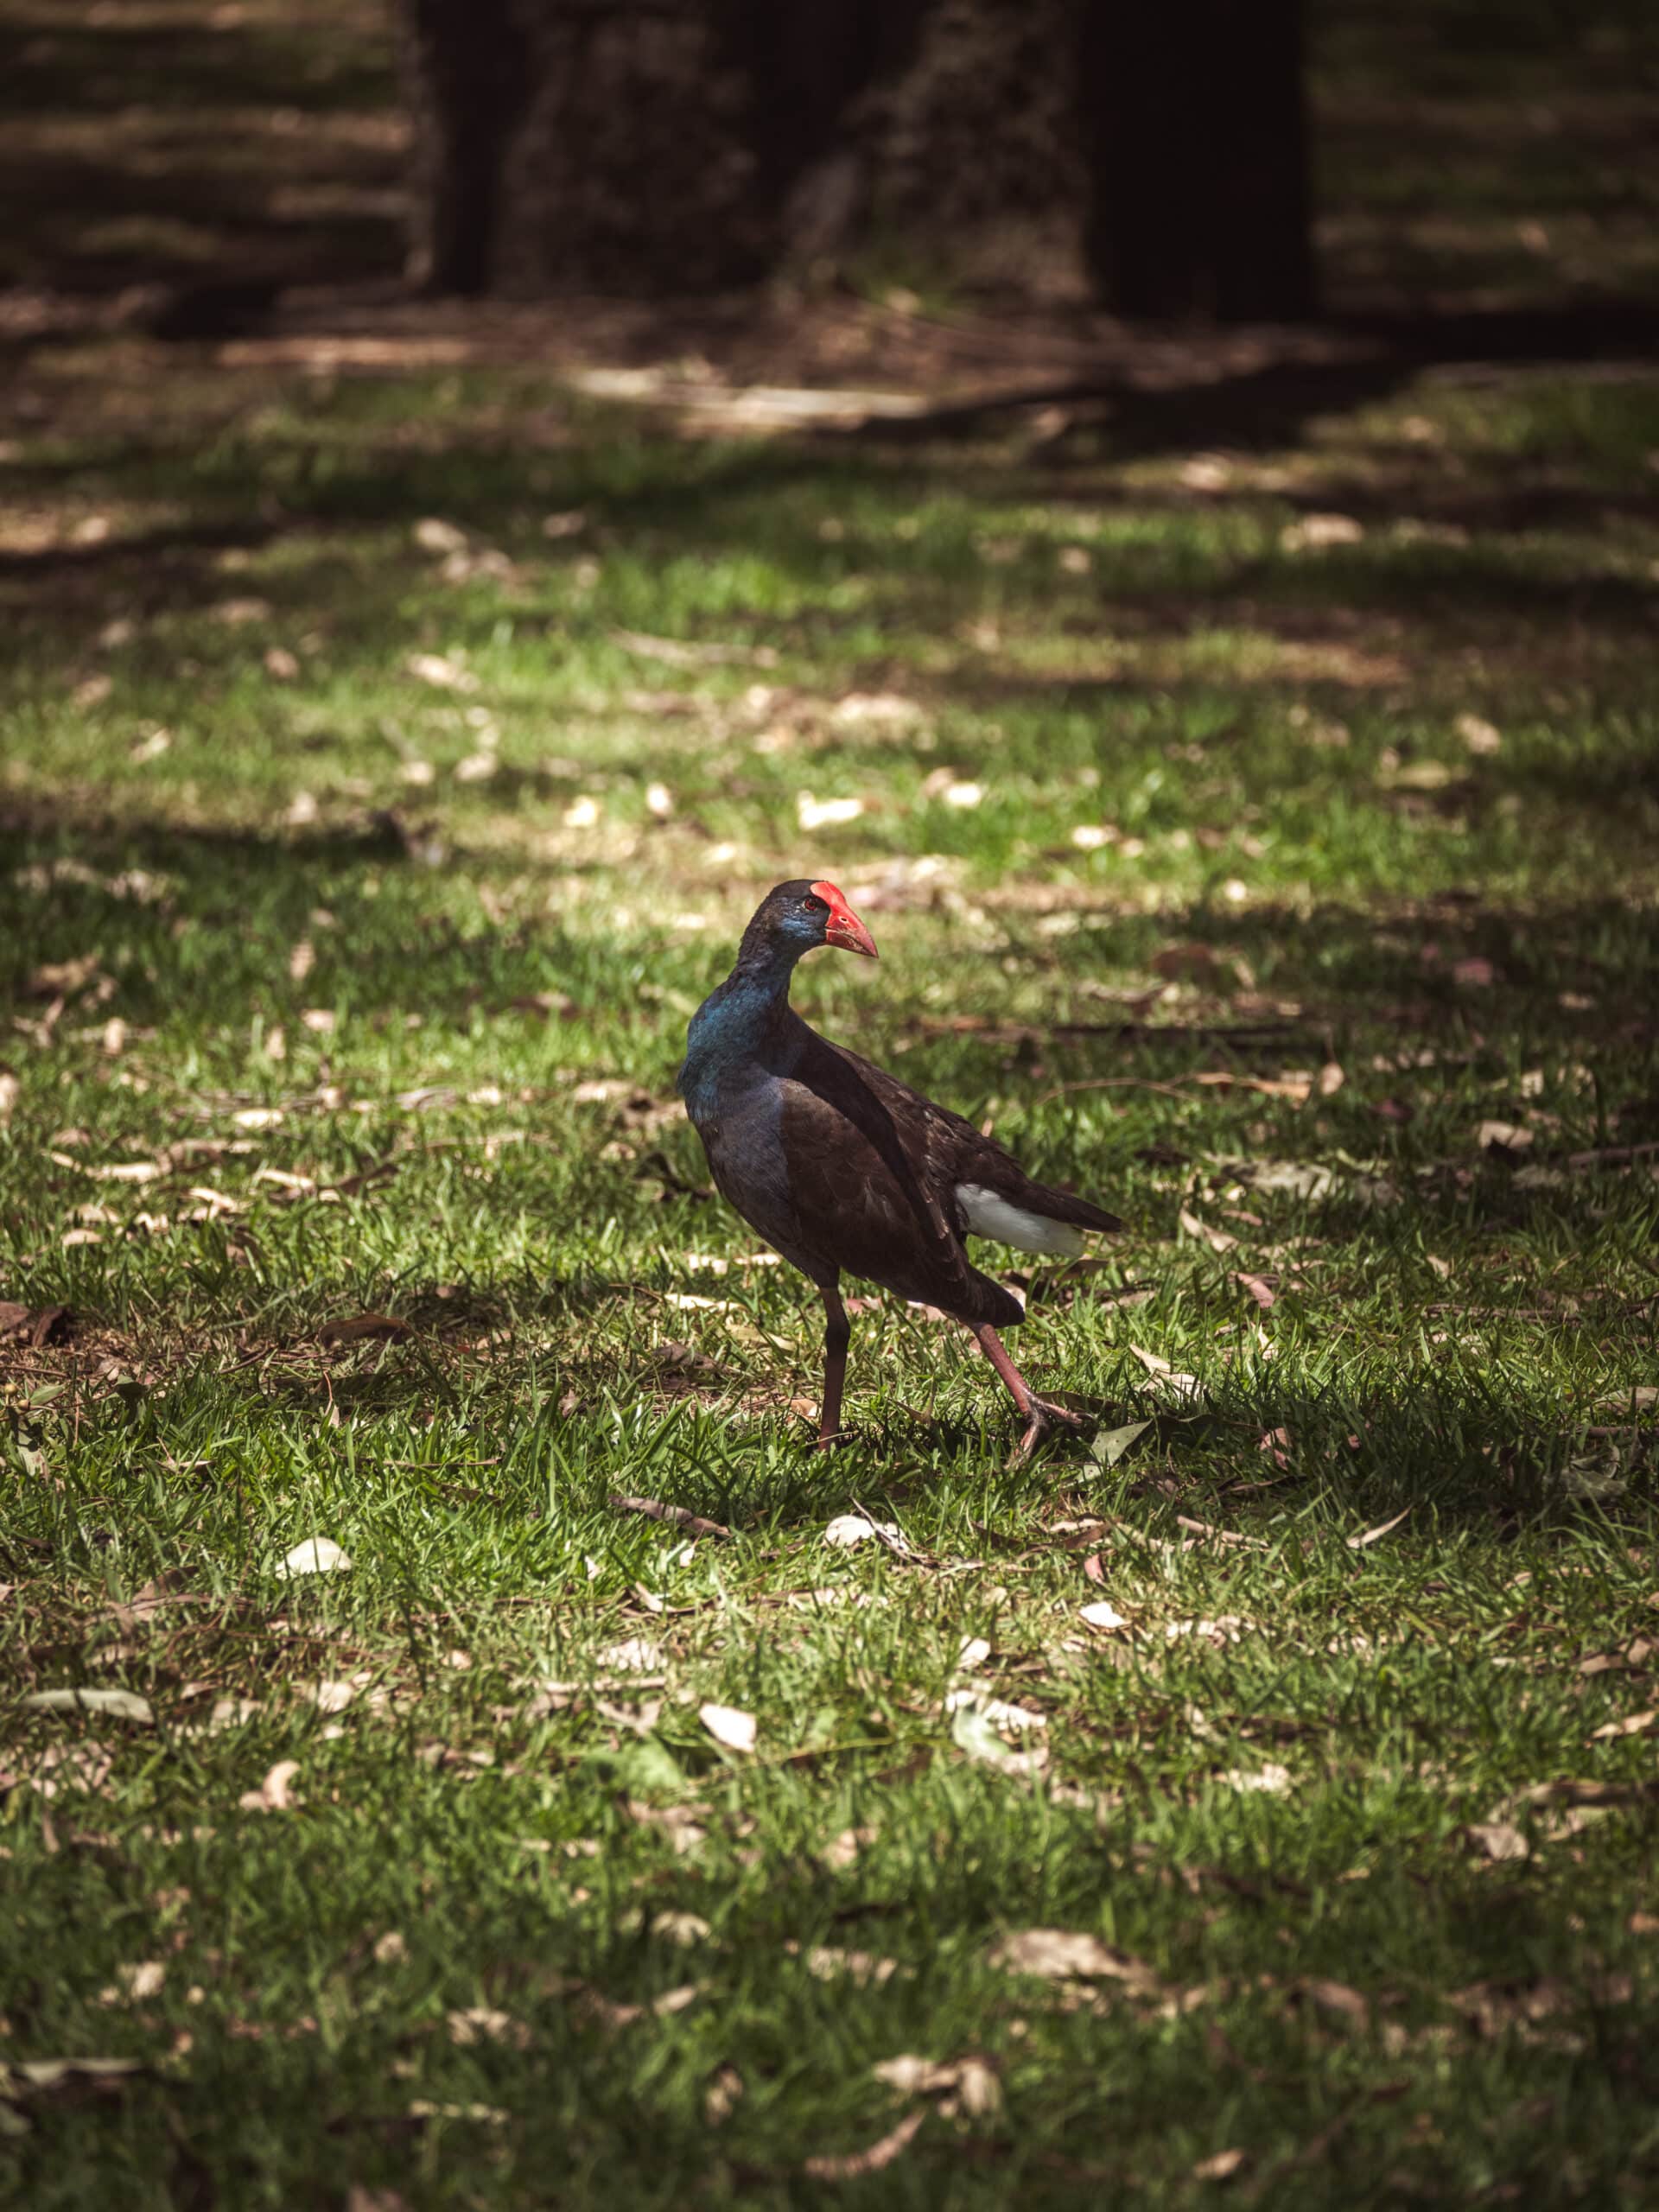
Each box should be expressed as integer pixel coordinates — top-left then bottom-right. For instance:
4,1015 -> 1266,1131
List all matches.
1007,1395 -> 1089,1466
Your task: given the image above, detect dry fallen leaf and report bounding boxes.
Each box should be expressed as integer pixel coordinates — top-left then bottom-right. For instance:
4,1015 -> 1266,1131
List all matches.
405,652 -> 480,694
1465,1821 -> 1529,1863
821,1825 -> 880,1871
1347,1507 -> 1411,1549
275,1536 -> 352,1579
699,1703 -> 757,1754
447,2005 -> 530,2049
1236,1271 -> 1276,1311
1179,1206 -> 1237,1255
987,1928 -> 1160,1992
22,1688 -> 154,1725
1192,2147 -> 1249,2182
1590,1710 -> 1657,1743
1219,1763 -> 1294,1795
239,1759 -> 301,1813
797,792 -> 866,831
1079,1599 -> 1130,1632
704,2065 -> 744,2125
824,1513 -> 896,1548
803,2107 -> 926,2182
872,2053 -> 1001,2116
1128,1346 -> 1205,1407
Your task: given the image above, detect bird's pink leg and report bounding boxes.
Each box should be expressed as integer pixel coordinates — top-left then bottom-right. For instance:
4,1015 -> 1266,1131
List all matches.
817,1284 -> 850,1446
971,1325 -> 1085,1462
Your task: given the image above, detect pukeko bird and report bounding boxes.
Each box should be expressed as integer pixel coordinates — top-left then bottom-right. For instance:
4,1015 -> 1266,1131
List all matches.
678,879 -> 1122,1458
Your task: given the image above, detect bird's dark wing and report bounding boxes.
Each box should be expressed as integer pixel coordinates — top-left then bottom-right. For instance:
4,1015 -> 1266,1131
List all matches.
812,1036 -> 1123,1235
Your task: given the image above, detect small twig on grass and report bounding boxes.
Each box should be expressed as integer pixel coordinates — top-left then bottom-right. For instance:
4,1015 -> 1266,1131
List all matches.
609,1493 -> 731,1540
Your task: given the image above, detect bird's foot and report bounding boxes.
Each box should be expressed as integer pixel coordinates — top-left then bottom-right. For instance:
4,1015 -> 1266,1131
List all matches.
1007,1395 -> 1089,1466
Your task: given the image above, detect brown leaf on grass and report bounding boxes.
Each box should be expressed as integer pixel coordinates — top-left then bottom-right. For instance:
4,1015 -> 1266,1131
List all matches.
794,1945 -> 899,1987
346,2190 -> 411,2212
988,1929 -> 1162,1994
1589,1710 -> 1656,1742
1346,1508 -> 1411,1550
1192,2148 -> 1249,2183
821,1825 -> 879,1871
612,628 -> 779,671
1299,1978 -> 1370,2027
802,2107 -> 926,2181
872,2053 -> 1001,2117
447,2005 -> 530,2050
1179,1207 -> 1237,1255
624,1800 -> 708,1853
1236,1272 -> 1276,1310
1258,1426 -> 1293,1469
1465,1821 -> 1529,1863
1477,1120 -> 1532,1154
0,1302 -> 71,1347
318,1313 -> 411,1348
1317,1061 -> 1345,1096
704,2065 -> 744,2125
609,1495 -> 730,1540
0,1070 -> 17,1123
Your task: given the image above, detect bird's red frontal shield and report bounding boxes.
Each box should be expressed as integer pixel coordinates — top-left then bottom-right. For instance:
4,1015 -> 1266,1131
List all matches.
810,880 -> 878,959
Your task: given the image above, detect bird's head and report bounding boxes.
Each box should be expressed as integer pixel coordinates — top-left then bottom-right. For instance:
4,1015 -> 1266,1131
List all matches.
750,878 -> 879,962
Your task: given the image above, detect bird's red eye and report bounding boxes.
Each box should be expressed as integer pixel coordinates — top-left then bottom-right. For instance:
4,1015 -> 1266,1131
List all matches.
803,894 -> 827,913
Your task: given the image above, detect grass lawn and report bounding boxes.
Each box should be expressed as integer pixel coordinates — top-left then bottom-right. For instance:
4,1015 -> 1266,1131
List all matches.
3,6 -> 1659,2198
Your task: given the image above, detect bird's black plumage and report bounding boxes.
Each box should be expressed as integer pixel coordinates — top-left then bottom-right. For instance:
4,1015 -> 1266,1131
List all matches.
678,880 -> 1122,1453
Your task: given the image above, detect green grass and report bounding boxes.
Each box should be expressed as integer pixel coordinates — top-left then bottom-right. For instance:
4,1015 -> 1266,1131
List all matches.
3,334 -> 1658,2207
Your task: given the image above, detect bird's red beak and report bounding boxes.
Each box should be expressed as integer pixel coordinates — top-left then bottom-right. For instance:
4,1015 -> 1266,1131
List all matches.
811,879 -> 878,960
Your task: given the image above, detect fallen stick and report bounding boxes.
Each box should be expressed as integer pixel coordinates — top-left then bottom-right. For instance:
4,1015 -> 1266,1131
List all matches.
609,1494 -> 731,1540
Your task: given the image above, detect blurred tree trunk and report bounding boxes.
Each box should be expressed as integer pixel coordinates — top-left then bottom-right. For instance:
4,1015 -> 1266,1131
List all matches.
398,0 -> 1313,317
1077,0 -> 1314,319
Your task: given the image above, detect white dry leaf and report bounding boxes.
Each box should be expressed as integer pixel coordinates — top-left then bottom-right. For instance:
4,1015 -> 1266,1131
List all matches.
285,788 -> 317,823
821,1825 -> 879,1871
699,1702 -> 757,1754
1457,713 -> 1503,755
595,1638 -> 664,1675
130,726 -> 171,764
399,759 -> 435,786
1280,512 -> 1363,552
1193,2149 -> 1249,2183
0,1070 -> 18,1123
1347,1508 -> 1411,1549
644,780 -> 673,821
300,1007 -> 336,1034
1478,1120 -> 1533,1152
275,1535 -> 352,1579
310,1680 -> 356,1715
372,1930 -> 408,1966
1318,1060 -> 1345,1096
405,652 -> 480,694
1219,1763 -> 1294,1795
955,1637 -> 992,1673
414,517 -> 468,555
1165,1616 -> 1253,1647
407,2100 -> 509,2126
447,2006 -> 529,2050
111,1961 -> 168,2004
873,2053 -> 1001,2117
803,2108 -> 927,2182
987,1927 -> 1160,1992
288,939 -> 315,984
942,781 -> 983,810
22,1687 -> 154,1725
563,794 -> 601,829
797,792 -> 865,830
943,1689 -> 1046,1732
1465,1821 -> 1529,1863
831,691 -> 922,730
798,1945 -> 898,1987
824,1512 -> 896,1548
1179,1207 -> 1237,1255
1079,1599 -> 1131,1632
1071,823 -> 1119,850
652,1911 -> 713,1947
266,648 -> 302,683
705,2065 -> 744,2125
950,1701 -> 1050,1777
454,753 -> 497,784
233,1106 -> 283,1130
1128,1345 -> 1206,1407
239,1758 -> 301,1813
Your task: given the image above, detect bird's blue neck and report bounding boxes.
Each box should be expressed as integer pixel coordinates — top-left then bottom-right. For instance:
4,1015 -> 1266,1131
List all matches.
679,938 -> 805,1114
